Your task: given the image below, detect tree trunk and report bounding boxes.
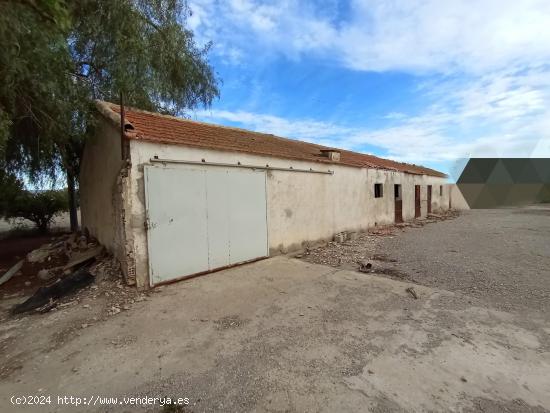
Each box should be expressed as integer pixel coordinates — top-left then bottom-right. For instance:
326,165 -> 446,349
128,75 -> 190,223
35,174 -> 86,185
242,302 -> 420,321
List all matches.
67,171 -> 79,232
37,220 -> 49,234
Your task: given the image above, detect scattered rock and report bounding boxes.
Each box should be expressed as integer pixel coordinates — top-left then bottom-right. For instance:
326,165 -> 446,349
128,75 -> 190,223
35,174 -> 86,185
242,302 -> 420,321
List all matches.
26,248 -> 51,263
214,315 -> 246,329
358,262 -> 373,273
347,232 -> 358,241
108,306 -> 121,316
37,268 -> 57,281
368,226 -> 396,236
333,232 -> 346,243
406,287 -> 418,299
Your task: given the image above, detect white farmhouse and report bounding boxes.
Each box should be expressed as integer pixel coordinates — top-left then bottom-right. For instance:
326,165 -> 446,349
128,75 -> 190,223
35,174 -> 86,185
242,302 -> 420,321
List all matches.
80,101 -> 463,288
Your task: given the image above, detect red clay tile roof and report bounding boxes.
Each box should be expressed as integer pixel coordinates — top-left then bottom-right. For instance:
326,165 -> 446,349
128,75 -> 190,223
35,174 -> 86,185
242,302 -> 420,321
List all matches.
97,101 -> 446,177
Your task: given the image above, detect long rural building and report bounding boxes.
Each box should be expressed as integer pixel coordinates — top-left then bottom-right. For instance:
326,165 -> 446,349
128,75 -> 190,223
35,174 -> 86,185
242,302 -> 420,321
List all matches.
80,101 -> 460,288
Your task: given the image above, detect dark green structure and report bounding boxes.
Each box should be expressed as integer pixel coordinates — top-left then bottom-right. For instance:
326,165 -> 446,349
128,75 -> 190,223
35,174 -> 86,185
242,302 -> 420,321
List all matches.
456,158 -> 550,208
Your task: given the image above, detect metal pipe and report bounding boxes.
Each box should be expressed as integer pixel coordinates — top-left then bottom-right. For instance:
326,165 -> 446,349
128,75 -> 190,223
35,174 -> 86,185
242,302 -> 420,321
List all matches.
149,157 -> 334,175
120,92 -> 126,160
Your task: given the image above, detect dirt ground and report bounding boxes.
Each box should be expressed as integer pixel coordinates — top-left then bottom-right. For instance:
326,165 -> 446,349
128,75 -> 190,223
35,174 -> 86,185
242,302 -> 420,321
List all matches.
302,205 -> 550,315
375,206 -> 550,314
0,207 -> 549,412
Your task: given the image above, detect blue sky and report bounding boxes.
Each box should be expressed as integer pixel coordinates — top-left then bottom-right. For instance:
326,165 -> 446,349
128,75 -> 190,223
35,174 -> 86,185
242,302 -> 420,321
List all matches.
187,0 -> 550,177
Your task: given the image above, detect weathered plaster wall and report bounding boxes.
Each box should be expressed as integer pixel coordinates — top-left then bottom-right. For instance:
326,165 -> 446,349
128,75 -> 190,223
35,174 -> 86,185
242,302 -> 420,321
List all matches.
128,141 -> 451,288
80,120 -> 122,248
80,120 -> 137,285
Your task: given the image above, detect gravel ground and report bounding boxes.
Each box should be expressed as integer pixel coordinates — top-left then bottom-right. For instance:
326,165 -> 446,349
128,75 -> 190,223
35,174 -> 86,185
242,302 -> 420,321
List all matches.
375,206 -> 550,314
302,206 -> 550,314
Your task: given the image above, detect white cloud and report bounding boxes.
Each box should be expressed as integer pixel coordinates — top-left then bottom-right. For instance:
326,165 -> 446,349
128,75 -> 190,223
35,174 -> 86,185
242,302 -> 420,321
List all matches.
190,0 -> 550,73
196,109 -> 353,141
338,0 -> 550,73
189,1 -> 550,170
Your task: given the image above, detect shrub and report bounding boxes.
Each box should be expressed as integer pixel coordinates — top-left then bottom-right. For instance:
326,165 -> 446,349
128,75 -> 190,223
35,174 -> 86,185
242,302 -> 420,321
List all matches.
1,181 -> 68,232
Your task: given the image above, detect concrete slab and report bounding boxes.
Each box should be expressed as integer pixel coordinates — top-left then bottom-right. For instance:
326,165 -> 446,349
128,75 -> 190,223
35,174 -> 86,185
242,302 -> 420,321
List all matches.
1,255 -> 548,412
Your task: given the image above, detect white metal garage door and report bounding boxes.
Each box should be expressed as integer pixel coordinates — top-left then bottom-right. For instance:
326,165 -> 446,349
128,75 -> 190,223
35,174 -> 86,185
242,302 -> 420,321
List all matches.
144,165 -> 268,285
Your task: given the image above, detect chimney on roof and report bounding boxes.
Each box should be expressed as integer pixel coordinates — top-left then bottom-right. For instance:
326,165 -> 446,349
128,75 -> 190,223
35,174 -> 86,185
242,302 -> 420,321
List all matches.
320,148 -> 341,162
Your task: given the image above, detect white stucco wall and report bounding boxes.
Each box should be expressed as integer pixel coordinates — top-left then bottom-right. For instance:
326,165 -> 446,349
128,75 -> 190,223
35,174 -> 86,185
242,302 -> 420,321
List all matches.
126,140 -> 450,287
80,120 -> 124,249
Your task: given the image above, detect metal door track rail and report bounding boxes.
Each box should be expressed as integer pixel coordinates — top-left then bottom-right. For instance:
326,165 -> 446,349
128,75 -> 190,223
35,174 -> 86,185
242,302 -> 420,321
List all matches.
150,157 -> 334,175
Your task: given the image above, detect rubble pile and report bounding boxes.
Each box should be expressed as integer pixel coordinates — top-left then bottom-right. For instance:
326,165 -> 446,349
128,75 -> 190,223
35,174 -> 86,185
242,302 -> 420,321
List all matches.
425,210 -> 461,221
88,255 -> 122,282
368,226 -> 396,236
300,232 -> 379,268
1,231 -> 141,317
299,210 -> 460,270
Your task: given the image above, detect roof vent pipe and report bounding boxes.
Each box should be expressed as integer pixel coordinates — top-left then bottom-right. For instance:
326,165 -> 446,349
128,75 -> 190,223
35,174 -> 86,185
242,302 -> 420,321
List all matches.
120,92 -> 126,160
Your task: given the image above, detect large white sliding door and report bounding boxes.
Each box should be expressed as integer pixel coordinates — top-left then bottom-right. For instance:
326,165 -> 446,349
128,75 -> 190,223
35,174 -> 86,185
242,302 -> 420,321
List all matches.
145,165 -> 268,285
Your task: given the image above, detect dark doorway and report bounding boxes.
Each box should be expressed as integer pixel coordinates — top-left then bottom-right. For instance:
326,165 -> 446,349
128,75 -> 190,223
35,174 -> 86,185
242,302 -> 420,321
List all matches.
394,184 -> 403,223
427,185 -> 432,214
415,185 -> 421,218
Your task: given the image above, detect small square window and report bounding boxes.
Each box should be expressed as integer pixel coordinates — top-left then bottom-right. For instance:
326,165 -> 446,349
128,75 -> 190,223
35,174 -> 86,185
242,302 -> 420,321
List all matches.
440,185 -> 443,196
374,183 -> 383,198
394,184 -> 402,200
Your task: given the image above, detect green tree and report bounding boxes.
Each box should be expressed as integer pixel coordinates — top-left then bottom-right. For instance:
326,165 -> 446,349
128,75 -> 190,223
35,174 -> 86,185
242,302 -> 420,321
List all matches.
0,0 -> 219,231
4,189 -> 69,233
1,171 -> 68,232
0,0 -> 72,181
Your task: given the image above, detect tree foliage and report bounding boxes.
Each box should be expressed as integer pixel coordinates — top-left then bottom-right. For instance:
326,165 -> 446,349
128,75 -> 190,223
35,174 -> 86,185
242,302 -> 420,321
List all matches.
0,0 -> 72,178
1,171 -> 68,232
0,0 -> 220,228
4,189 -> 69,232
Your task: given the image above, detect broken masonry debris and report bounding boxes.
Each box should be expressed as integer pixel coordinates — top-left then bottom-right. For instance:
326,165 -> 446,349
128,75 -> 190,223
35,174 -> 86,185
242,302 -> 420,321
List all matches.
0,259 -> 24,286
26,248 -> 52,264
62,246 -> 103,271
37,268 -> 59,281
333,232 -> 346,243
11,267 -> 95,314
